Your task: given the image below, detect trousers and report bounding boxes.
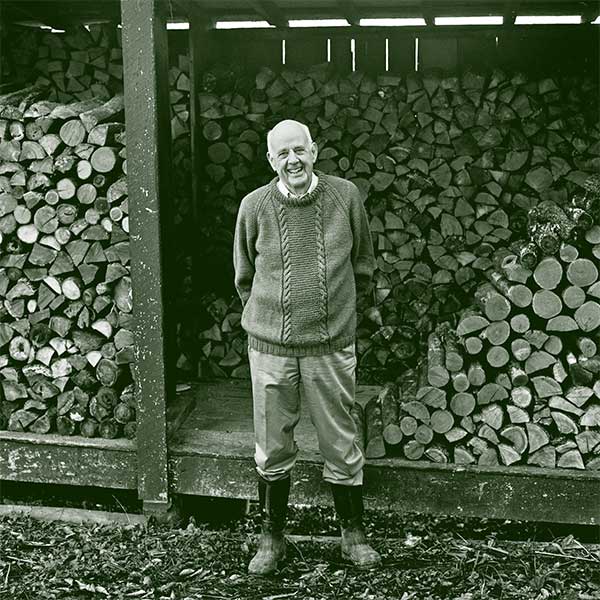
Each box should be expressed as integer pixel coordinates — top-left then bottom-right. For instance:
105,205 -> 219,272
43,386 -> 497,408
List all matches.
248,344 -> 364,486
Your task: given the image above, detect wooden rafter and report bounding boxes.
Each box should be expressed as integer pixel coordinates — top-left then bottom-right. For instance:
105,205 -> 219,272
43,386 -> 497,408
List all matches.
336,0 -> 360,26
3,0 -> 600,25
247,0 -> 288,27
581,2 -> 600,23
420,1 -> 436,26
3,0 -> 121,27
502,0 -> 520,25
3,1 -> 69,30
168,0 -> 192,20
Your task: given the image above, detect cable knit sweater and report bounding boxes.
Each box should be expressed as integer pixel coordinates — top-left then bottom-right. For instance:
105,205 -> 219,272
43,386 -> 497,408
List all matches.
233,171 -> 375,356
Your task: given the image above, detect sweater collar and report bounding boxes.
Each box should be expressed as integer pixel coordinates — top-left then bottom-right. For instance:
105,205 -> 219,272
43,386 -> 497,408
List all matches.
271,171 -> 326,207
277,173 -> 318,198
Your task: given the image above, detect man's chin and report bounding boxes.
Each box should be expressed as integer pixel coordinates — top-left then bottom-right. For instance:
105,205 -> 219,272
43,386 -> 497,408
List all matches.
286,177 -> 309,194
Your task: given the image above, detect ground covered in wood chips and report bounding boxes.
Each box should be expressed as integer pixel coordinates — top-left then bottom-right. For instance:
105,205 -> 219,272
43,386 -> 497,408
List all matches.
1,503 -> 599,600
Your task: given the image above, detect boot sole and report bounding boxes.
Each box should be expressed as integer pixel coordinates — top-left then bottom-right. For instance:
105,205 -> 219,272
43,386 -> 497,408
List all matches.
341,551 -> 381,570
248,551 -> 286,576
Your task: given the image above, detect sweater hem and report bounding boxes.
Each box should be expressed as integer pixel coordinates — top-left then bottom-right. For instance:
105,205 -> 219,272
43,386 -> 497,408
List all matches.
247,334 -> 355,357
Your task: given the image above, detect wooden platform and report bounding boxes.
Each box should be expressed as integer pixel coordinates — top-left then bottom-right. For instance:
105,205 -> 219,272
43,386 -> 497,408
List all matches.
168,381 -> 600,525
1,380 -> 599,524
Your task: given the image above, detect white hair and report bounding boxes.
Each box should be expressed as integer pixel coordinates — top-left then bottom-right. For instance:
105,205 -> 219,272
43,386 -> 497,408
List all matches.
267,120 -> 313,155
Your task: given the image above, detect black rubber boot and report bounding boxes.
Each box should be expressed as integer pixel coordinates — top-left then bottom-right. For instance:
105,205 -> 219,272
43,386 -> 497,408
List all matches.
248,475 -> 290,575
331,484 -> 381,569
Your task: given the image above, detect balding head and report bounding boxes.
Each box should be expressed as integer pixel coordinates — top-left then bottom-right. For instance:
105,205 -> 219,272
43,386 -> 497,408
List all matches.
267,119 -> 318,196
267,119 -> 313,155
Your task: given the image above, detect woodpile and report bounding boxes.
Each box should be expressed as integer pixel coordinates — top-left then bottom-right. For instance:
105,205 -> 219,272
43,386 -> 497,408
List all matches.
359,177 -> 600,468
3,33 -> 599,462
4,22 -> 206,383
0,88 -> 135,439
6,24 -> 123,103
188,64 -> 599,383
168,54 -> 199,378
191,294 -> 248,380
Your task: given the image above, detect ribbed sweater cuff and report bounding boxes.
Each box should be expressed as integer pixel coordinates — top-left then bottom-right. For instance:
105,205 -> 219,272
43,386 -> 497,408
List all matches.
248,334 -> 355,357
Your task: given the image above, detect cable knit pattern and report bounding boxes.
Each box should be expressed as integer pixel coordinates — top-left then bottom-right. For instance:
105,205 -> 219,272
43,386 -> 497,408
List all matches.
313,195 -> 330,343
276,201 -> 293,344
233,172 -> 375,357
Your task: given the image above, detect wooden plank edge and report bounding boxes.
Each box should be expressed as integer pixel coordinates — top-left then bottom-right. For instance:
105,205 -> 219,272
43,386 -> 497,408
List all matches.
0,504 -> 147,526
167,394 -> 197,441
170,455 -> 600,525
0,430 -> 135,452
1,437 -> 138,489
168,444 -> 600,482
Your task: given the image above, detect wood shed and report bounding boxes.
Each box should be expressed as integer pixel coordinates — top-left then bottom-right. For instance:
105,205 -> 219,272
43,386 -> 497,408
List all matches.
0,0 -> 599,525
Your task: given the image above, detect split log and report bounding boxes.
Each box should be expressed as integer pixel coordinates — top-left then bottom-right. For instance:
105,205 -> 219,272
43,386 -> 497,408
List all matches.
350,402 -> 365,454
364,396 -> 385,459
427,331 -> 449,387
379,384 -> 402,446
474,283 -> 511,321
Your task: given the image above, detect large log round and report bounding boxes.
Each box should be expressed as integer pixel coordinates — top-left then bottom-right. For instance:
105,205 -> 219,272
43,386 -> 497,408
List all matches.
533,257 -> 563,290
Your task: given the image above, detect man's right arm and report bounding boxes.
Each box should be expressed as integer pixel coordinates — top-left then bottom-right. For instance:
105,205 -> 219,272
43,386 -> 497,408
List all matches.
233,198 -> 256,307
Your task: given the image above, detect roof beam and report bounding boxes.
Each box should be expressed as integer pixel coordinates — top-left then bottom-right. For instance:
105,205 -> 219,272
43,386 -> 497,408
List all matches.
502,1 -> 520,26
4,2 -> 70,30
247,0 -> 288,27
169,0 -> 191,19
581,3 -> 600,23
336,0 -> 360,26
420,1 -> 436,26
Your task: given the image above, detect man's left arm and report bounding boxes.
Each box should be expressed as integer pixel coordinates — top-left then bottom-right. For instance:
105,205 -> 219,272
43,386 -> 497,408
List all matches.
349,191 -> 376,306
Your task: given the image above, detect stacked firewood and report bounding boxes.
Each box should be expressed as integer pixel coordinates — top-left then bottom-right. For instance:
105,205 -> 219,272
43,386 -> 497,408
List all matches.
6,24 -> 123,103
188,294 -> 248,379
0,87 -> 136,439
167,54 -> 199,374
2,22 -> 209,390
359,178 -> 600,469
5,28 -> 600,384
187,64 -> 599,382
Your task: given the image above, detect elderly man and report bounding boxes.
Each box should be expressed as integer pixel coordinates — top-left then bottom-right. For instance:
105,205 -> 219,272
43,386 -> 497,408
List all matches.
233,119 -> 381,575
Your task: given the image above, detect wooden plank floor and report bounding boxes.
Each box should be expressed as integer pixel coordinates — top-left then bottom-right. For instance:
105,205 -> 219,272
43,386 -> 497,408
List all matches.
168,380 -> 380,461
0,430 -> 137,489
168,381 -> 600,525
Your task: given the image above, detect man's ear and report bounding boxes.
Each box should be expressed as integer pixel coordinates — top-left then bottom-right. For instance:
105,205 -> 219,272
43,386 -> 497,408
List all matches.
266,152 -> 277,172
311,142 -> 318,162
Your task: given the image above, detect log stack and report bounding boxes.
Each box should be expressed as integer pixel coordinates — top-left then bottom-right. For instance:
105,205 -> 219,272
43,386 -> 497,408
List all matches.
9,36 -> 598,387
193,293 -> 248,380
362,180 -> 600,469
0,88 -> 136,439
4,22 -> 208,382
6,24 -> 123,103
4,32 -> 599,407
188,64 -> 599,383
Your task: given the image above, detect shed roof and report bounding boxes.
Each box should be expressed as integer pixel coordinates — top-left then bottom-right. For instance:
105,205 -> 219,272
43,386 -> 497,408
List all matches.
3,0 -> 600,28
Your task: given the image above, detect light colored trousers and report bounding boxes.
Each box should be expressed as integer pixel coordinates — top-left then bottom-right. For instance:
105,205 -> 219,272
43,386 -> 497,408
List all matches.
248,344 -> 364,486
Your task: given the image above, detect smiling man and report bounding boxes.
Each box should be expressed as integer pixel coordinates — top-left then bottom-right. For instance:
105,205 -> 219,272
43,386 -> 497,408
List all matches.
233,119 -> 380,575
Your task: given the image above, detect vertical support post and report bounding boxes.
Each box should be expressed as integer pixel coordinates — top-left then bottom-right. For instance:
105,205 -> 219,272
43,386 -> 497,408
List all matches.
120,0 -> 174,515
189,12 -> 212,313
0,2 -> 5,88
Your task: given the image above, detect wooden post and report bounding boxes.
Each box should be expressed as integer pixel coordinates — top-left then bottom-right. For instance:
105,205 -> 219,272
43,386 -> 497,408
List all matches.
189,11 -> 212,311
120,0 -> 175,516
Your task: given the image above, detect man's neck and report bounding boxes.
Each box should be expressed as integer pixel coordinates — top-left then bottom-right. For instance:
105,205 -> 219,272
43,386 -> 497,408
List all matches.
277,173 -> 318,198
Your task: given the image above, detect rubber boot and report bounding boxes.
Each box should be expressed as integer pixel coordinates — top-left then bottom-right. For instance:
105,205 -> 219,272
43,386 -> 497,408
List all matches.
331,484 -> 381,569
248,475 -> 290,575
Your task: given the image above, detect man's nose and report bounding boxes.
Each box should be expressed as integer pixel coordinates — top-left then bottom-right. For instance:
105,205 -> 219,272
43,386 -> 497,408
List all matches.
288,150 -> 299,162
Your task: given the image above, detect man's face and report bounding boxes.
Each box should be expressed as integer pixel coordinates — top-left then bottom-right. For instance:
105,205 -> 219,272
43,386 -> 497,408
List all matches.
267,123 -> 318,196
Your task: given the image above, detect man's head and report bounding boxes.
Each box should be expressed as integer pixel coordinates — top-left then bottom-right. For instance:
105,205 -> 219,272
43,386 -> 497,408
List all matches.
267,119 -> 318,196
